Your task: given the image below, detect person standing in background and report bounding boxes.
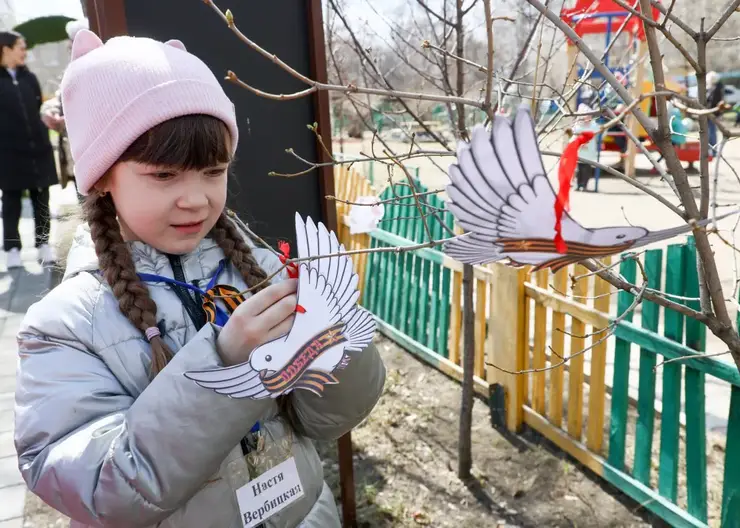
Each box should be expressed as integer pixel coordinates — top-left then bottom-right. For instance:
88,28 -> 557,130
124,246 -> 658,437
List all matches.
707,71 -> 724,155
0,31 -> 58,269
573,103 -> 601,192
41,18 -> 89,198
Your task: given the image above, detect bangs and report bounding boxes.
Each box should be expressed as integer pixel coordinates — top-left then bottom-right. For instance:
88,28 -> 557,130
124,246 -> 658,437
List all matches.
119,114 -> 232,170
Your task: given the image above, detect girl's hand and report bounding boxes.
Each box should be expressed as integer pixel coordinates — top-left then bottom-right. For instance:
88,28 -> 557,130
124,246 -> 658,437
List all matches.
216,279 -> 298,366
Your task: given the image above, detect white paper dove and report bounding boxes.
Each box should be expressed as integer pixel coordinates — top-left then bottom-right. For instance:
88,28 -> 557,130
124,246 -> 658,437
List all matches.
184,214 -> 376,399
443,106 -> 736,271
347,196 -> 385,234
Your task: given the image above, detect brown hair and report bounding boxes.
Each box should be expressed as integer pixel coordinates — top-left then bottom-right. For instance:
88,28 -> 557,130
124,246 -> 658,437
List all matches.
84,114 -> 270,377
0,31 -> 22,64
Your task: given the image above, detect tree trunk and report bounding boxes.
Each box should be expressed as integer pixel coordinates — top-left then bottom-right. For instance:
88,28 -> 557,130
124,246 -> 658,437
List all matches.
458,263 -> 475,479
454,0 -> 475,481
454,0 -> 467,140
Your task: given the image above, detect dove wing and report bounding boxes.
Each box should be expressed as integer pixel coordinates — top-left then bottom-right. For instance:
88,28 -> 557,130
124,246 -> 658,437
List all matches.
184,362 -> 270,399
447,107 -> 584,241
295,214 -> 359,320
291,213 -> 375,351
444,106 -> 587,263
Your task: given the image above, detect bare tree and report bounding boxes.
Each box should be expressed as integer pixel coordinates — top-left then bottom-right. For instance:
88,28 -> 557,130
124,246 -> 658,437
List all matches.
199,0 -> 740,440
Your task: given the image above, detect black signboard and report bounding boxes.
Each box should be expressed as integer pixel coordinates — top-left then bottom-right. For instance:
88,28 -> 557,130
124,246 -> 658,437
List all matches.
84,0 -> 336,245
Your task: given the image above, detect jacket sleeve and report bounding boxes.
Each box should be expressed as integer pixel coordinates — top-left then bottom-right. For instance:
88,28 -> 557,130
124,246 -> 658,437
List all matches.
14,285 -> 273,527
28,71 -> 42,110
283,341 -> 386,440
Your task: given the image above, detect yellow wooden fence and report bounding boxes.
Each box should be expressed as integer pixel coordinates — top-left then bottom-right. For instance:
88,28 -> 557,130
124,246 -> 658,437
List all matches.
333,166 -> 373,303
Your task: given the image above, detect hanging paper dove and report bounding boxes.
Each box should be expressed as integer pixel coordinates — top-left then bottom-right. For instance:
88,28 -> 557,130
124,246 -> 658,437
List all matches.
185,213 -> 376,399
347,196 -> 385,234
443,105 -> 736,272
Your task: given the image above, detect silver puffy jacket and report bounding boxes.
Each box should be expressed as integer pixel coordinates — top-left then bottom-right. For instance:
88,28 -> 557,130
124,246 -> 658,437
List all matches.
14,223 -> 386,527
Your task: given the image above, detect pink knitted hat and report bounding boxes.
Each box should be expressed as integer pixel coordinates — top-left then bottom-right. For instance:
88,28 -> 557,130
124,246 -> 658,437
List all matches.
60,30 -> 239,195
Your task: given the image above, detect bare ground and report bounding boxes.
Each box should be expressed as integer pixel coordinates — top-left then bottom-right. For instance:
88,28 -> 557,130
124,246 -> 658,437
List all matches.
24,337 -> 658,527
314,337 -> 656,528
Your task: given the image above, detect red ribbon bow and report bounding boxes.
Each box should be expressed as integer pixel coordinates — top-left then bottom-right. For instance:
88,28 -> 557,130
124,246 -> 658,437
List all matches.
277,241 -> 305,313
554,131 -> 596,254
278,241 -> 299,279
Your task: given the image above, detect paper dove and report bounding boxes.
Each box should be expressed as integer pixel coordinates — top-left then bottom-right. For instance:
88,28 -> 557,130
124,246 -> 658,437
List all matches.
443,106 -> 736,271
347,196 -> 385,234
184,214 -> 376,399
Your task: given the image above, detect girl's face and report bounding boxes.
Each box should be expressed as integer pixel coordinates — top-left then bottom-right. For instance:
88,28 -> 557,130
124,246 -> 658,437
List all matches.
102,161 -> 229,255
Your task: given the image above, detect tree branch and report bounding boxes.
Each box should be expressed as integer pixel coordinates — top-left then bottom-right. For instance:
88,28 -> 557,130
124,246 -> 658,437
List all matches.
638,0 -> 730,323
328,0 -> 452,150
541,151 -> 684,217
650,0 -> 697,38
583,257 -> 740,371
482,0 -> 494,114
611,0 -> 700,72
415,0 -> 455,27
707,0 -> 740,39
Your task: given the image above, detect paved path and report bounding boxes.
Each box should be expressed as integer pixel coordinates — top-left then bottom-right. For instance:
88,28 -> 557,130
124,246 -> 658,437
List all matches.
0,185 -> 80,527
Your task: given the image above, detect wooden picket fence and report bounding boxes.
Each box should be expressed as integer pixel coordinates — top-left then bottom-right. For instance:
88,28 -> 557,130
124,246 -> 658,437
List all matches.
333,166 -> 740,527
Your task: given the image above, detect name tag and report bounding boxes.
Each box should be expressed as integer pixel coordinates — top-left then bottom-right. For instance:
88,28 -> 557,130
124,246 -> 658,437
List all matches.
236,456 -> 305,528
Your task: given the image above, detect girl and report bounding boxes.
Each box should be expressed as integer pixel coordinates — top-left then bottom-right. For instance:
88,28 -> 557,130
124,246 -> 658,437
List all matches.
14,29 -> 386,528
0,31 -> 58,268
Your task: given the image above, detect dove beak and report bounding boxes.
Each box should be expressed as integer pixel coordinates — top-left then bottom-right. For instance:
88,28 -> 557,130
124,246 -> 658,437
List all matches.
635,207 -> 740,249
634,224 -> 694,248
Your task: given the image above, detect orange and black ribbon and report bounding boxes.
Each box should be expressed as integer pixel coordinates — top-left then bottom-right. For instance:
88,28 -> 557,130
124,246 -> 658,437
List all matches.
201,284 -> 246,324
260,322 -> 346,395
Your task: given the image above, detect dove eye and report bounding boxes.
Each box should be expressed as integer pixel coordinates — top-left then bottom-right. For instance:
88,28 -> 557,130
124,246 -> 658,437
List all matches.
616,234 -> 626,239
265,355 -> 272,362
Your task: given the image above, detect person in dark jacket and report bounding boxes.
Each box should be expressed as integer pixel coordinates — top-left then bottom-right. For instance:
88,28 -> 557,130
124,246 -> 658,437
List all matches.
707,71 -> 724,155
0,31 -> 58,269
40,17 -> 89,199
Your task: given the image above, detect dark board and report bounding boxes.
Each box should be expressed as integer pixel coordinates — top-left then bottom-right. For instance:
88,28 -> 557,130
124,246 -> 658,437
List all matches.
92,0 -> 329,245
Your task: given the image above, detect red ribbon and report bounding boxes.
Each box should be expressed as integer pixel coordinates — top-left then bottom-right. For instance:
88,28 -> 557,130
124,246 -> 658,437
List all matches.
554,131 -> 596,254
277,241 -> 304,313
278,241 -> 299,279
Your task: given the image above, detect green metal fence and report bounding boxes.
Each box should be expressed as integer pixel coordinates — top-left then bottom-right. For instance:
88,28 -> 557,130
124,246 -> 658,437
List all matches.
605,241 -> 740,526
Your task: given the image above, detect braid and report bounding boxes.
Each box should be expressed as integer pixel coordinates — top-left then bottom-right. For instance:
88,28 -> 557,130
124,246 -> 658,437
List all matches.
84,194 -> 173,377
211,212 -> 270,294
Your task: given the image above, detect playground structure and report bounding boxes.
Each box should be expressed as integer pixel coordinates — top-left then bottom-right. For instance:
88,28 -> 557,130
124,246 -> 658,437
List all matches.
561,1 -> 707,186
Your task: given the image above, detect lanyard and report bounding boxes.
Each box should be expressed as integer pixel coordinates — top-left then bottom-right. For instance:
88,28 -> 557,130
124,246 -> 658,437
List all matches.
137,259 -> 247,327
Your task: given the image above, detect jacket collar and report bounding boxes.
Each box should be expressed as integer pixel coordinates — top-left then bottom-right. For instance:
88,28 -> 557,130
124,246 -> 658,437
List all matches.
63,223 -> 225,283
0,65 -> 28,78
